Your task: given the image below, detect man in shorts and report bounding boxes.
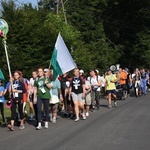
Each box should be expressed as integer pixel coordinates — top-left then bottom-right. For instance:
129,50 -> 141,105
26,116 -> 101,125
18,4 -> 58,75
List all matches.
105,69 -> 118,108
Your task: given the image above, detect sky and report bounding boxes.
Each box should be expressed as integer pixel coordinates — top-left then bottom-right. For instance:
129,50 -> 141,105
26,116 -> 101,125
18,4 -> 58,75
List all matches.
15,0 -> 38,7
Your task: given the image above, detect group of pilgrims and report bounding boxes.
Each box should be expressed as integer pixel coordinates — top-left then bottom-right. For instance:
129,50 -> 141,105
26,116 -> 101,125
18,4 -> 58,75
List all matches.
0,66 -> 149,131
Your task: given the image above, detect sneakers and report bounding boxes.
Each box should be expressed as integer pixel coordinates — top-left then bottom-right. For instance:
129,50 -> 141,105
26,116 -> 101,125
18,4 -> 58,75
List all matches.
85,112 -> 89,117
68,113 -> 74,119
7,125 -> 14,131
52,117 -> 56,123
74,117 -> 80,122
49,114 -> 53,122
82,113 -> 86,120
114,102 -> 118,107
96,105 -> 100,110
44,122 -> 48,129
29,117 -> 35,121
19,125 -> 25,130
36,125 -> 42,130
108,104 -> 112,108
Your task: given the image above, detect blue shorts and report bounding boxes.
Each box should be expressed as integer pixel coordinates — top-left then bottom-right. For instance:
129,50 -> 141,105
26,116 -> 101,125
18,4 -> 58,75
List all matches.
106,89 -> 117,95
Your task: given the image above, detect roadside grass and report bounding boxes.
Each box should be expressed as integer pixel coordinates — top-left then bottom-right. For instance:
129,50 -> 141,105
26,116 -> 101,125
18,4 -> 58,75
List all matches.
0,102 -> 30,125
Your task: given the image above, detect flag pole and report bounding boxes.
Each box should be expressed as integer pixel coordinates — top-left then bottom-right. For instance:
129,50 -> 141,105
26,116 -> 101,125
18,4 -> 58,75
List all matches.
48,61 -> 51,70
3,39 -> 12,78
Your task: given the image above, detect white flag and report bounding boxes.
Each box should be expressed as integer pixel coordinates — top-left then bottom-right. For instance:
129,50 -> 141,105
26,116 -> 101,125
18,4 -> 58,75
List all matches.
50,33 -> 77,79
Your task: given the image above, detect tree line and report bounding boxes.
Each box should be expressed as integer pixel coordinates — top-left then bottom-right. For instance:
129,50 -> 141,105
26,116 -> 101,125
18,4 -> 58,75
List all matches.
0,0 -> 149,79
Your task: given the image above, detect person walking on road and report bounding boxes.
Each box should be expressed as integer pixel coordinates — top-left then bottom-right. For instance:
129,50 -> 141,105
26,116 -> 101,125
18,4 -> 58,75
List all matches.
105,69 -> 118,108
7,71 -> 26,131
69,68 -> 86,122
34,67 -> 52,130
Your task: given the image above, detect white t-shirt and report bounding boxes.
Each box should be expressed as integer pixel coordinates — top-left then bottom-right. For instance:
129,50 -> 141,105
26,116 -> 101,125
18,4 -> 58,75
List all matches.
87,75 -> 101,91
29,78 -> 35,94
100,76 -> 105,87
85,80 -> 91,90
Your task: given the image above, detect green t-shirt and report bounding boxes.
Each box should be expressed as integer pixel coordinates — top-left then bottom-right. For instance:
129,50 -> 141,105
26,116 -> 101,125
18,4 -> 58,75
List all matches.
34,77 -> 51,99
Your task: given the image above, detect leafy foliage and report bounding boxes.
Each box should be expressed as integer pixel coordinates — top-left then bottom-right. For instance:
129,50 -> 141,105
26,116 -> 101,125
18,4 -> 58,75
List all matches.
0,0 -> 149,80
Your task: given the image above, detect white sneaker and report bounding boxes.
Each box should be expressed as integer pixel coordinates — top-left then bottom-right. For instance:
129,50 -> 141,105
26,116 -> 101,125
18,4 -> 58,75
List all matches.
49,114 -> 53,122
19,125 -> 25,130
44,122 -> 48,129
36,125 -> 42,130
74,117 -> 79,122
52,117 -> 56,123
85,112 -> 89,117
82,113 -> 86,120
114,102 -> 117,107
108,104 -> 112,108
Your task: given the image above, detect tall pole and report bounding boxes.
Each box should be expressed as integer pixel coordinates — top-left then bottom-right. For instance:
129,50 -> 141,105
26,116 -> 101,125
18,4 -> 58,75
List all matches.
56,0 -> 59,15
3,40 -> 12,78
61,0 -> 67,24
37,0 -> 39,10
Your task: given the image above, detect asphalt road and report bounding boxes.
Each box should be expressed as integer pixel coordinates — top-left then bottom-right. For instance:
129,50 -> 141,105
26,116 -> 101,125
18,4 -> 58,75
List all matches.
1,93 -> 150,150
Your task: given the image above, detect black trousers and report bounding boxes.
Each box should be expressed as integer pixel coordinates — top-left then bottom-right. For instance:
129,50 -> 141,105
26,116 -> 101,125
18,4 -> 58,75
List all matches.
11,100 -> 24,120
37,97 -> 49,123
0,102 -> 5,122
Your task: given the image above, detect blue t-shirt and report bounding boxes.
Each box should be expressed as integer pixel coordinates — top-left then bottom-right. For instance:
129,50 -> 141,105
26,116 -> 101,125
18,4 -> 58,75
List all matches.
0,86 -> 5,103
5,82 -> 10,90
51,79 -> 61,96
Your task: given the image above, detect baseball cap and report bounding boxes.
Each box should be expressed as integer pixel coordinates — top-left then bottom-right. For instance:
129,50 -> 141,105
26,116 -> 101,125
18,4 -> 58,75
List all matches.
107,68 -> 111,72
79,69 -> 84,74
44,68 -> 49,72
95,69 -> 99,73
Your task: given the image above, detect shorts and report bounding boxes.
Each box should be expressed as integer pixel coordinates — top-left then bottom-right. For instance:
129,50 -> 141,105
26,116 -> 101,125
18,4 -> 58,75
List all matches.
29,94 -> 34,102
106,89 -> 117,95
85,92 -> 91,106
71,92 -> 83,101
121,84 -> 127,90
50,103 -> 58,110
135,81 -> 141,88
66,94 -> 73,105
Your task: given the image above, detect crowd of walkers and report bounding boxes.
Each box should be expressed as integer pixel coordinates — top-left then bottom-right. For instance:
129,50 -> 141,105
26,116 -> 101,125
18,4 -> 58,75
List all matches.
0,67 -> 150,131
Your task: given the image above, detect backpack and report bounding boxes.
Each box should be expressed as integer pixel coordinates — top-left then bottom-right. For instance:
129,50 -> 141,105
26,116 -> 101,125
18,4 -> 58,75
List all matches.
89,76 -> 100,91
89,76 -> 99,84
23,78 -> 29,102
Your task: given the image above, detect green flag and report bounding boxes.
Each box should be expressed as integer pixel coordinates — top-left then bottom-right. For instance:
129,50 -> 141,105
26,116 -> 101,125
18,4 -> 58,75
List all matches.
0,69 -> 5,80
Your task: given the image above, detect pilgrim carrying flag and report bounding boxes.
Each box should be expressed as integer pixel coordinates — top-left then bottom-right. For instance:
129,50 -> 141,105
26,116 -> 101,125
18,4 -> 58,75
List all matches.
50,33 -> 77,79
